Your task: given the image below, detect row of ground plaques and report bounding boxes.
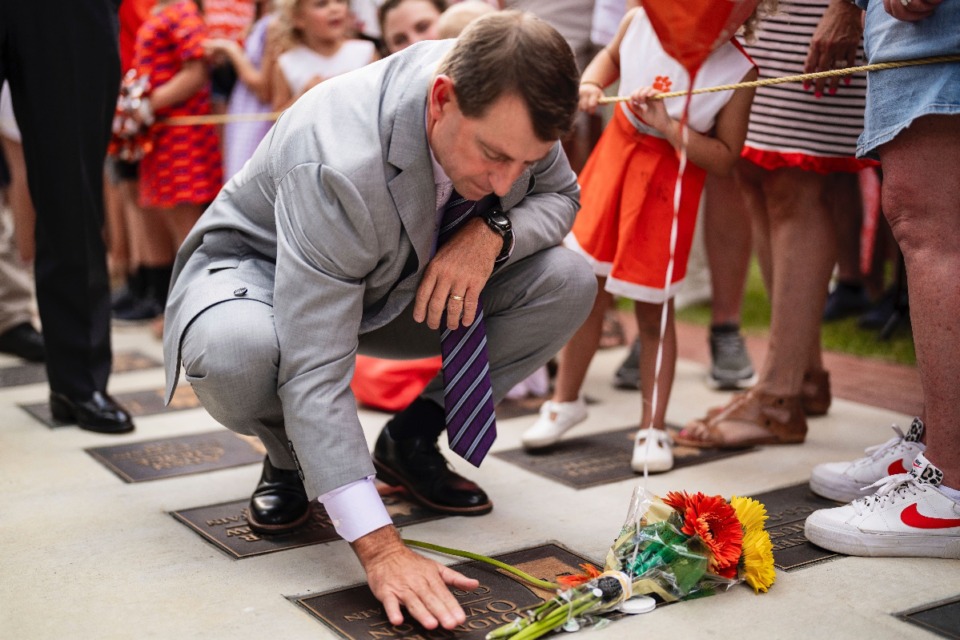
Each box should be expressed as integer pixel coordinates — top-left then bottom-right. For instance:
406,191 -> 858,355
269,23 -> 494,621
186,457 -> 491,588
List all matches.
1,349 -> 160,389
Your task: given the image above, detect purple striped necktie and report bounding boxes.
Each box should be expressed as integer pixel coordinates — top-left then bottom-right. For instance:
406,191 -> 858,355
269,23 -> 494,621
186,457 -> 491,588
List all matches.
438,191 -> 497,467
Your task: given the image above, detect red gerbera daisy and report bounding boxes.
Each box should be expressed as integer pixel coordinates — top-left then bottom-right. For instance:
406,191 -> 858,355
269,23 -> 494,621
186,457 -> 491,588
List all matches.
663,491 -> 743,573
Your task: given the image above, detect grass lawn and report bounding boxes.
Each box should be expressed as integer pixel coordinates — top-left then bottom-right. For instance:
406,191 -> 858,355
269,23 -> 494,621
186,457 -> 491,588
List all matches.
674,260 -> 917,366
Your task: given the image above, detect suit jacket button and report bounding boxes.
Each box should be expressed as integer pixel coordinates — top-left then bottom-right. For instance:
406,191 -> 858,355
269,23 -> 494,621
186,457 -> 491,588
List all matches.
234,287 -> 248,297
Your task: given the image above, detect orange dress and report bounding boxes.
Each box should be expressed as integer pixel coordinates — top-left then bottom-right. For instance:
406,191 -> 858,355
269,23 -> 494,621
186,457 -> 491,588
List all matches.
134,0 -> 222,208
569,107 -> 705,304
567,8 -> 753,304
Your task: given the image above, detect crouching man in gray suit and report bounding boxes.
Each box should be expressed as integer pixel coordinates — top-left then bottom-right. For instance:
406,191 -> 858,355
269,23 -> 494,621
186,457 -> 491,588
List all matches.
163,11 -> 595,629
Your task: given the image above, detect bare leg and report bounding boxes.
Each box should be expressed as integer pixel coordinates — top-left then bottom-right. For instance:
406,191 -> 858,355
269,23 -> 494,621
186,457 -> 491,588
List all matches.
636,299 -> 675,431
757,167 -> 836,397
103,171 -> 128,284
879,114 -> 960,487
552,277 -> 612,402
704,173 -> 751,326
0,136 -> 35,264
164,203 -> 204,250
739,160 -> 773,297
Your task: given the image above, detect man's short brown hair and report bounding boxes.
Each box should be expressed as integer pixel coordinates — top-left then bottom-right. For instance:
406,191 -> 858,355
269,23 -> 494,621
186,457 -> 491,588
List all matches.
437,11 -> 579,142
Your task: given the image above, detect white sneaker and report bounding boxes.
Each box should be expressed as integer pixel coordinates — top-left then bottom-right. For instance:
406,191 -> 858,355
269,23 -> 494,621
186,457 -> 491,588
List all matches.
521,397 -> 588,450
631,428 -> 674,473
810,418 -> 926,502
805,452 -> 960,559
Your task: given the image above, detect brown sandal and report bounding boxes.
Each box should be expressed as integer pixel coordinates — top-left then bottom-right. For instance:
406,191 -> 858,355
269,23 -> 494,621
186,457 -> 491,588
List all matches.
801,369 -> 831,416
702,368 -> 830,419
676,388 -> 807,449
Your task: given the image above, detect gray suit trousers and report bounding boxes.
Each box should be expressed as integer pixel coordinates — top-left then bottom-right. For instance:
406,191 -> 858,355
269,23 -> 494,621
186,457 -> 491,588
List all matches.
179,246 -> 595,470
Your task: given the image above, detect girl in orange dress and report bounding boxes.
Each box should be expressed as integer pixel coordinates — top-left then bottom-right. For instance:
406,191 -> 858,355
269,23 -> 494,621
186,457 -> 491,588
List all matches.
522,4 -> 770,473
122,0 -> 223,328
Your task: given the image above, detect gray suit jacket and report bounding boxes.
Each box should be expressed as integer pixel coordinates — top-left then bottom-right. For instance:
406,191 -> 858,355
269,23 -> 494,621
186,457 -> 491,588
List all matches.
163,40 -> 580,496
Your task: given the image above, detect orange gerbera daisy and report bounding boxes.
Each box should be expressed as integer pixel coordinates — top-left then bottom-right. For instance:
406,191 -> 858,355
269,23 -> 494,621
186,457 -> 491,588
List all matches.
663,491 -> 743,574
557,563 -> 603,588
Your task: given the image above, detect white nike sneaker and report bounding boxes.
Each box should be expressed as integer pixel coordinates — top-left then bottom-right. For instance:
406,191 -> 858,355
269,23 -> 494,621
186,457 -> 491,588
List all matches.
809,418 -> 926,503
631,427 -> 674,473
521,397 -> 588,450
805,452 -> 960,559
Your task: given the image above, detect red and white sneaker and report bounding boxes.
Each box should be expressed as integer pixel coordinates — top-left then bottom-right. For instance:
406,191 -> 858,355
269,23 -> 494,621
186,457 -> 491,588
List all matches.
805,452 -> 960,559
809,418 -> 926,502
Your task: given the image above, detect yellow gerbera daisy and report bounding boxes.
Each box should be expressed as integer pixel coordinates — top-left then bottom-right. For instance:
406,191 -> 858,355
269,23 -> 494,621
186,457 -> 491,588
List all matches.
730,495 -> 768,537
741,528 -> 776,593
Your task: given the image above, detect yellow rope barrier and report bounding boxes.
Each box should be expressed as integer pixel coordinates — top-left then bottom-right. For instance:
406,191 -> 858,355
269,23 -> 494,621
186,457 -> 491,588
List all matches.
597,54 -> 960,104
158,54 -> 958,125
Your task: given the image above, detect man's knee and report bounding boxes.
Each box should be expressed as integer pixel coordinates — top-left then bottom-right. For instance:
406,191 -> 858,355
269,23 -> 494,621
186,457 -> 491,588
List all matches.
538,247 -> 597,316
181,301 -> 280,406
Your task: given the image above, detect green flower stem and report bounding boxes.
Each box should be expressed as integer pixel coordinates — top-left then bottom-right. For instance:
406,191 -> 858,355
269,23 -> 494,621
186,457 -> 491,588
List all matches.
403,539 -> 560,592
510,593 -> 600,640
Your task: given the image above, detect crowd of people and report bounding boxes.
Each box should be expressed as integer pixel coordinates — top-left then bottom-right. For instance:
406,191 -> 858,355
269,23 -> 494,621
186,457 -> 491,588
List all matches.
1,0 -> 956,631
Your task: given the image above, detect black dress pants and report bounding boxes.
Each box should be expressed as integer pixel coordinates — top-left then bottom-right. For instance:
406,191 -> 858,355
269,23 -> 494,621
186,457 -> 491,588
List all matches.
0,0 -> 119,396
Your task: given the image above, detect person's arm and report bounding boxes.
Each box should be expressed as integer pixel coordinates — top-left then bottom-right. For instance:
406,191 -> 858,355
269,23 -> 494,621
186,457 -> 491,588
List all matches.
272,162 -> 475,630
803,0 -> 864,96
271,60 -> 295,111
578,7 -> 637,115
149,58 -> 208,112
627,66 -> 759,176
203,38 -> 274,102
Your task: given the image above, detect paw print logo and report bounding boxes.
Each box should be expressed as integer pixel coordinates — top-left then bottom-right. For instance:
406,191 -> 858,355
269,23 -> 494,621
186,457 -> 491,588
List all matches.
652,75 -> 672,92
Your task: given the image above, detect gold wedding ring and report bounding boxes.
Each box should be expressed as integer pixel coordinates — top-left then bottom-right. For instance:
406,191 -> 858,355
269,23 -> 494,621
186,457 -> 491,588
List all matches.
448,294 -> 465,302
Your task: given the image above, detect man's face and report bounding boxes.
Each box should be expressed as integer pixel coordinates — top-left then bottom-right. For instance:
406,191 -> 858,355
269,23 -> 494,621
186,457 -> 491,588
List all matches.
427,76 -> 554,201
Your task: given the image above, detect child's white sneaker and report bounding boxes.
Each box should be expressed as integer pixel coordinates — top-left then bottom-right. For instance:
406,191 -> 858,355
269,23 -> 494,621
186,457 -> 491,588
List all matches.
809,418 -> 925,503
805,452 -> 960,559
631,427 -> 674,473
521,397 -> 588,450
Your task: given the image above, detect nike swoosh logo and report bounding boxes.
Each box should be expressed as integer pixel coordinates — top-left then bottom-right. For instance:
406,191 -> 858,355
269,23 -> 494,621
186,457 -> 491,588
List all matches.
900,503 -> 960,529
888,459 -> 908,475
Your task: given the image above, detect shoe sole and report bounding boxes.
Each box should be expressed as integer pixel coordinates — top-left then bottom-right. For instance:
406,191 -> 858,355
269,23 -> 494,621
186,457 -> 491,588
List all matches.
808,477 -> 873,504
706,372 -> 758,391
805,519 -> 960,559
246,507 -> 312,535
373,458 -> 493,516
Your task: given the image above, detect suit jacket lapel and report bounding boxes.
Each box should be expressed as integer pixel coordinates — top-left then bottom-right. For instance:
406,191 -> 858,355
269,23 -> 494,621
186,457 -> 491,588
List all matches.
385,67 -> 436,276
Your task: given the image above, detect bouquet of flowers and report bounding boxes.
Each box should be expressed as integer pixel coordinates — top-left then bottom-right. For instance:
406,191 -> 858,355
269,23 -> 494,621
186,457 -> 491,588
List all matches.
487,487 -> 776,640
108,69 -> 154,162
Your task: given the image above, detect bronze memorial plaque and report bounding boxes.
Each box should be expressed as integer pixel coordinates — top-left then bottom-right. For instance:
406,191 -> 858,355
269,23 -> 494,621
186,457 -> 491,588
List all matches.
20,383 -> 201,427
897,595 -> 960,639
171,485 -> 446,559
748,483 -> 843,571
494,426 -> 752,489
85,430 -> 264,482
293,543 -> 600,640
0,349 -> 161,388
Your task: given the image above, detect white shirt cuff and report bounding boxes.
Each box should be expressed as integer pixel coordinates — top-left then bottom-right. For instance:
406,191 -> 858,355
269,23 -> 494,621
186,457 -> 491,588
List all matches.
318,476 -> 393,543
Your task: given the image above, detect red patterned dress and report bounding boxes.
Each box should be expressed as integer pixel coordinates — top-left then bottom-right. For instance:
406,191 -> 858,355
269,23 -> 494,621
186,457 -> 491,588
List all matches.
134,0 -> 222,208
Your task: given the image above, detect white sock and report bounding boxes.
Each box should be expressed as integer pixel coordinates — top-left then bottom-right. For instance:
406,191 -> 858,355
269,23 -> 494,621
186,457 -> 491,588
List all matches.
937,484 -> 960,503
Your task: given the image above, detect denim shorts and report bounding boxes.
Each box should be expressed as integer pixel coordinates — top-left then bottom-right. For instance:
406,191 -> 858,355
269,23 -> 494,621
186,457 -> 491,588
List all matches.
856,0 -> 960,158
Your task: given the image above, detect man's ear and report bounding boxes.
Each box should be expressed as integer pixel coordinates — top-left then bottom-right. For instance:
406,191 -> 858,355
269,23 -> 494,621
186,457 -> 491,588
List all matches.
428,75 -> 457,119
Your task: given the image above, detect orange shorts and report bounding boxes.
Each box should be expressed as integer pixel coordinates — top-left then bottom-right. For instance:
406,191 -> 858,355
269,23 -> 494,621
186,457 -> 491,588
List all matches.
568,107 -> 706,303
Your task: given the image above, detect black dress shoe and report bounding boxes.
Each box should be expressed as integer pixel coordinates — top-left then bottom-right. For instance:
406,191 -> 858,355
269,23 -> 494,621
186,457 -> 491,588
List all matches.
49,391 -> 135,434
373,427 -> 492,515
247,457 -> 310,534
0,322 -> 45,362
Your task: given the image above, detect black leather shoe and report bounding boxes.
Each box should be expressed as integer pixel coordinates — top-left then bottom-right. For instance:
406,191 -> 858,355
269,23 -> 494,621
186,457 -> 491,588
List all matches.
247,457 -> 310,534
49,391 -> 135,434
0,322 -> 45,362
373,427 -> 492,515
